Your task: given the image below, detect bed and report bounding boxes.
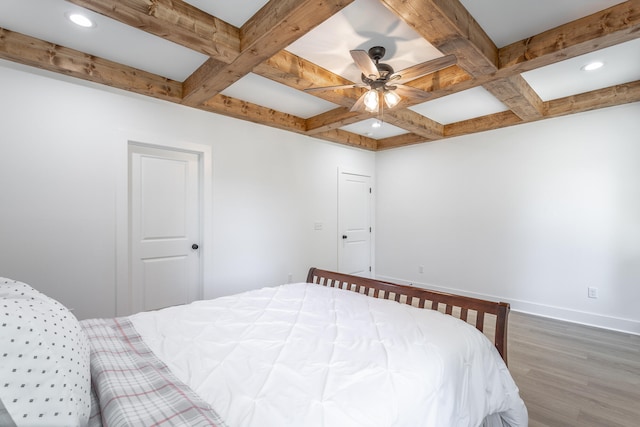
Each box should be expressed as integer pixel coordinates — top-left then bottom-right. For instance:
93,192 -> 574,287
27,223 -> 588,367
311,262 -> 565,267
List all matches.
0,269 -> 528,427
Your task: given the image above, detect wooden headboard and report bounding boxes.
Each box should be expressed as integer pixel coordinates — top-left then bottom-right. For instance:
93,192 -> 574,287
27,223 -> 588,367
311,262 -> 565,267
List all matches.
306,267 -> 510,365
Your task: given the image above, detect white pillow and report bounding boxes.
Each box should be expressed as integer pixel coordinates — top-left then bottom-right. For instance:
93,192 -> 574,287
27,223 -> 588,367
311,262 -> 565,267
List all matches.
0,278 -> 91,426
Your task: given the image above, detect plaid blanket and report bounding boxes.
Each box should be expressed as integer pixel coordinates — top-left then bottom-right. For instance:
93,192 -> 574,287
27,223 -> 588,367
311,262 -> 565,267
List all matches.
81,318 -> 228,427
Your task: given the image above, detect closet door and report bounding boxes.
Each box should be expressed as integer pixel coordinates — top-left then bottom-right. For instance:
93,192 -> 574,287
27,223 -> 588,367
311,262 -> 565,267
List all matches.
338,171 -> 372,278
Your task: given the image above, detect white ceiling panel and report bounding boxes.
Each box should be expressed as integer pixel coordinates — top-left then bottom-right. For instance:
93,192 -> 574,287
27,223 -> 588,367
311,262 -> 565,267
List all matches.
341,119 -> 409,139
182,0 -> 269,27
286,0 -> 442,83
460,0 -> 626,47
522,38 -> 640,101
410,87 -> 509,125
221,73 -> 338,119
0,0 -> 207,82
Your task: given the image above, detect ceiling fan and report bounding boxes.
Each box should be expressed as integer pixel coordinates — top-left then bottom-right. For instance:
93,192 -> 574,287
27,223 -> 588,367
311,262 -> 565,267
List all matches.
305,46 -> 457,113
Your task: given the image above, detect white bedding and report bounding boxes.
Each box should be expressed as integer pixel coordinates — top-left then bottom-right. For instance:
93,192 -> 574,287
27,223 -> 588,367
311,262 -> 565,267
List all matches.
129,282 -> 527,427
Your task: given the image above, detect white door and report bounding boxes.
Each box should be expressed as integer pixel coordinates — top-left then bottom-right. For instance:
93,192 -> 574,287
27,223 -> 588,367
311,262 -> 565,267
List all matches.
338,171 -> 372,277
129,144 -> 201,313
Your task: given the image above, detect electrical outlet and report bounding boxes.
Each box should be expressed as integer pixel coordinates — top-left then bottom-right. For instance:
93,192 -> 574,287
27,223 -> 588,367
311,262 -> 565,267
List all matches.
588,287 -> 598,299
287,273 -> 293,283
419,265 -> 424,274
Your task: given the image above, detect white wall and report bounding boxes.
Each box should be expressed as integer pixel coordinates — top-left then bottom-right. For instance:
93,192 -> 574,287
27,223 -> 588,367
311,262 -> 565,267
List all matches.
0,61 -> 374,319
375,103 -> 640,334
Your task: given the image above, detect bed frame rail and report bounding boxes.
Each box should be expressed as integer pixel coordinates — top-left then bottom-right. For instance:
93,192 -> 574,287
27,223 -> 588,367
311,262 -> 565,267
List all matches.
306,267 -> 510,365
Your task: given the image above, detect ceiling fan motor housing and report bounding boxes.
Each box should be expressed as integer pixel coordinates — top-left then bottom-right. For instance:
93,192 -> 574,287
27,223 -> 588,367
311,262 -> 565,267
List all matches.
360,45 -> 396,88
361,62 -> 395,88
368,46 -> 386,61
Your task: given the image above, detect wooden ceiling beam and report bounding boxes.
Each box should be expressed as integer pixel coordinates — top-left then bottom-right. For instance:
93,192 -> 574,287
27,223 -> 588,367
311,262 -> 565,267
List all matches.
500,1 -> 640,73
256,49 -> 463,137
192,79 -> 640,152
254,50 -> 376,137
404,2 -> 639,129
305,108 -> 371,134
381,1 -> 640,128
383,109 -> 444,139
483,75 -> 544,120
0,26 -> 369,150
545,80 -> 640,117
311,129 -> 378,151
376,133 -> 432,150
256,50 -> 352,92
254,50 -> 363,107
0,28 -> 182,102
380,0 -> 498,77
303,103 -> 445,140
406,65 -> 472,93
203,94 -> 307,133
253,0 -> 502,138
445,111 -> 523,138
254,50 -> 448,138
379,0 -> 545,130
425,1 -> 640,103
66,0 -> 240,62
445,80 -> 640,138
182,0 -> 354,105
301,91 -> 450,137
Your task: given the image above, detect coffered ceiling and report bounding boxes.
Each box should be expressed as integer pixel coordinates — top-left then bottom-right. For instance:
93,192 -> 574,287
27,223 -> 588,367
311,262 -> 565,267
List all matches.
1,0 -> 638,150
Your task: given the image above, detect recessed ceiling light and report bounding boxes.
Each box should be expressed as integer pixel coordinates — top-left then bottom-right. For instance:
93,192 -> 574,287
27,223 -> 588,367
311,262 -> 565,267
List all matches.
67,13 -> 95,28
581,61 -> 604,72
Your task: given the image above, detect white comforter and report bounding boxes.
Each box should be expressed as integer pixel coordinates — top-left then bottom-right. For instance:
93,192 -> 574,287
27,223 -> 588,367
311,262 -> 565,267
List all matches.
130,283 -> 527,427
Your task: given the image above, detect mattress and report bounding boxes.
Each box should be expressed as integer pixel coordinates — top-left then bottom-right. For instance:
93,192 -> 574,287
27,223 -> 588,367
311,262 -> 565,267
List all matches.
127,282 -> 528,427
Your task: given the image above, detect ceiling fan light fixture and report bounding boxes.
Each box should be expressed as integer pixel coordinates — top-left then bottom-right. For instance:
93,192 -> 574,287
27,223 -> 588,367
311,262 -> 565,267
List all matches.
306,46 -> 450,115
364,90 -> 379,112
384,90 -> 401,108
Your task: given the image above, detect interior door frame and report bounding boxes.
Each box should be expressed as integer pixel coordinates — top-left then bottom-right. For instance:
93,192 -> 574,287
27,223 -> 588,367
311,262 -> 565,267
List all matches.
115,134 -> 212,316
337,167 -> 375,277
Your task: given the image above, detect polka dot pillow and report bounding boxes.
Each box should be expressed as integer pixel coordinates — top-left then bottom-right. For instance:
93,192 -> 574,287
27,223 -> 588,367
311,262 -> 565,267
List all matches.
0,278 -> 90,426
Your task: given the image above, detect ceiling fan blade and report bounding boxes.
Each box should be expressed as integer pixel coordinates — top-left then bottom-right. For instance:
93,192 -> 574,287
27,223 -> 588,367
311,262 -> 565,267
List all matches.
350,92 -> 368,112
350,50 -> 380,79
391,54 -> 457,84
389,84 -> 432,103
304,83 -> 362,93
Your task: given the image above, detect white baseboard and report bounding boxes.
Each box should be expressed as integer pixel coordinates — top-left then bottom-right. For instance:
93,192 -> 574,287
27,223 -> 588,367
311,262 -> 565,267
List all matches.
376,275 -> 640,336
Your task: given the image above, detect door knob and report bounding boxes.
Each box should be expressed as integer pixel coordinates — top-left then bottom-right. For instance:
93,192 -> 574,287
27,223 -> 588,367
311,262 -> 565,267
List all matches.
192,244 -> 199,250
